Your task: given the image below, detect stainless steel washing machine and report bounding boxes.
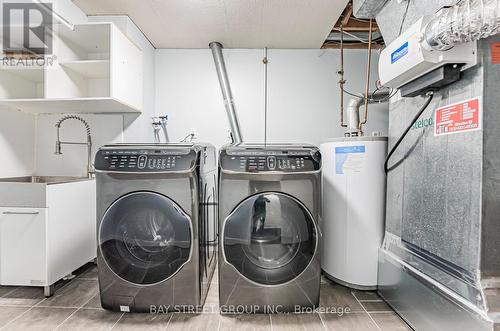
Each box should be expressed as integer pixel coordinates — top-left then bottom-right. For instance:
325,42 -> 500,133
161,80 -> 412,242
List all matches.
94,143 -> 217,313
218,144 -> 321,313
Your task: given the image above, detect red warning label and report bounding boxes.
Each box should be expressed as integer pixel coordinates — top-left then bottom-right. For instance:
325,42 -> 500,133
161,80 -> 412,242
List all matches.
435,97 -> 481,136
491,42 -> 500,64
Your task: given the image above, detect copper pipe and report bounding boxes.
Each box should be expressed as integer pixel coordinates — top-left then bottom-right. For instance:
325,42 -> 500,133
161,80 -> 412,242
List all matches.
359,19 -> 373,133
339,24 -> 347,128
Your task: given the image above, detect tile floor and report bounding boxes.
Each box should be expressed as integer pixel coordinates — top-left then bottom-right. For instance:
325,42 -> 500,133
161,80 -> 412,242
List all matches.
0,264 -> 411,331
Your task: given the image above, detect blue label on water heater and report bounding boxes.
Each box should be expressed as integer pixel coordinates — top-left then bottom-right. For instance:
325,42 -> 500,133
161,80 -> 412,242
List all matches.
335,146 -> 366,154
391,41 -> 408,64
335,145 -> 366,175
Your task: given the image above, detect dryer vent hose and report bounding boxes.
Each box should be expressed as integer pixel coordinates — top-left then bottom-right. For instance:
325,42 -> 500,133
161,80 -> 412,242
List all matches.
425,0 -> 500,51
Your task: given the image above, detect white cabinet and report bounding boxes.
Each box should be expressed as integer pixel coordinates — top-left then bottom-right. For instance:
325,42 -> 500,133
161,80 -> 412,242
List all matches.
0,23 -> 142,114
0,180 -> 96,296
0,208 -> 47,286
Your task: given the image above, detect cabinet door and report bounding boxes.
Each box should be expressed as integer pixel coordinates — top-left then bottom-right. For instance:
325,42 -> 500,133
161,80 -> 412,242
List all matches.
110,24 -> 143,110
0,208 -> 47,286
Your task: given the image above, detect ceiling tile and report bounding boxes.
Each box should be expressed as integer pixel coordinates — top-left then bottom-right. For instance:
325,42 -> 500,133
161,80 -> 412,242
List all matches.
73,0 -> 348,48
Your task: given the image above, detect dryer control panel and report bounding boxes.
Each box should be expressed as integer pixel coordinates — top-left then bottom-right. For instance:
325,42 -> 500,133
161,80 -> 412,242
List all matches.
220,148 -> 321,173
95,148 -> 197,172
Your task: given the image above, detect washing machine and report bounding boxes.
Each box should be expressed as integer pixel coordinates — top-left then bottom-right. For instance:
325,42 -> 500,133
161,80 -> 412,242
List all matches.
94,143 -> 217,313
218,144 -> 321,313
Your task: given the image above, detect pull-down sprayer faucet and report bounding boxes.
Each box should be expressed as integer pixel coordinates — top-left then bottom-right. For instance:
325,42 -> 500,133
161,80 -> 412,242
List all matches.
55,115 -> 93,178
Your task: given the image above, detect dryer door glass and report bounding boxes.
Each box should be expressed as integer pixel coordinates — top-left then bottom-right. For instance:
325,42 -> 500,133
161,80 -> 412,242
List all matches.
223,192 -> 316,285
99,192 -> 191,285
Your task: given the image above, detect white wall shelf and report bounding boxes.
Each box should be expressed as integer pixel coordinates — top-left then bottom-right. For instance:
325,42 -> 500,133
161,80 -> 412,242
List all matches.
1,97 -> 140,114
0,22 -> 142,114
0,66 -> 44,83
59,60 -> 110,79
0,67 -> 45,99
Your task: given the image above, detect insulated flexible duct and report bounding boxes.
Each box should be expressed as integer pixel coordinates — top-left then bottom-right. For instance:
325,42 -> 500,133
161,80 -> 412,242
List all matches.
425,0 -> 500,51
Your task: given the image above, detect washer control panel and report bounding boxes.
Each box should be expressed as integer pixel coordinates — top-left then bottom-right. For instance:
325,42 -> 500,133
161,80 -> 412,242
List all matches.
95,148 -> 197,172
221,148 -> 321,173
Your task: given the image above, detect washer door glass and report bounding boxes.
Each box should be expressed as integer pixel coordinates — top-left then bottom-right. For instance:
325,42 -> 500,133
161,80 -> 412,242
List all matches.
223,192 -> 316,285
99,192 -> 191,285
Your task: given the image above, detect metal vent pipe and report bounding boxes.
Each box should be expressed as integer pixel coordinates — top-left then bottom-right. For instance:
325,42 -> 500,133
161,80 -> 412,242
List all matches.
344,91 -> 390,136
209,42 -> 243,144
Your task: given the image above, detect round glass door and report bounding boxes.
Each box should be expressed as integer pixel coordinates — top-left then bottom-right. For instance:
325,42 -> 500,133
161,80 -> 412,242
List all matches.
223,192 -> 316,285
99,192 -> 191,285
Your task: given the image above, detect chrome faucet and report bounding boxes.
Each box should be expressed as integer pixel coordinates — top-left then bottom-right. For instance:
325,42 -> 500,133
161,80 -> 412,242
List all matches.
55,115 -> 93,178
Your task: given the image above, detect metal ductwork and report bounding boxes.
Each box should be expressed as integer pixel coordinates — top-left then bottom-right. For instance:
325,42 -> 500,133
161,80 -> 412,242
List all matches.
209,42 -> 243,145
353,0 -> 389,19
425,0 -> 500,51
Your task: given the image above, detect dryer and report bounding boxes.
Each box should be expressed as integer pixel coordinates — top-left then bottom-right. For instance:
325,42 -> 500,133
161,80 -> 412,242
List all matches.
218,144 -> 321,313
94,143 -> 217,313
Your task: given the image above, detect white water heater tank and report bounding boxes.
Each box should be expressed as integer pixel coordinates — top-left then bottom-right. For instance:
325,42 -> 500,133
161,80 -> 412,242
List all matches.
320,136 -> 387,289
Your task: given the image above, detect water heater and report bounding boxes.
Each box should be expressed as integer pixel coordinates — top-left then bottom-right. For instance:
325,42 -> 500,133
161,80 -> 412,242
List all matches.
320,136 -> 387,289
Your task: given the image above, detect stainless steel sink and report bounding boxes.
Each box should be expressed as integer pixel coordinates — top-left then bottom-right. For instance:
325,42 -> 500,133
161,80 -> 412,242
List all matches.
0,176 -> 91,185
0,176 -> 94,208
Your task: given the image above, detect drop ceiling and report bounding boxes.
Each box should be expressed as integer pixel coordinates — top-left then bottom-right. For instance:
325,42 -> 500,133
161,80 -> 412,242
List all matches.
72,0 -> 349,49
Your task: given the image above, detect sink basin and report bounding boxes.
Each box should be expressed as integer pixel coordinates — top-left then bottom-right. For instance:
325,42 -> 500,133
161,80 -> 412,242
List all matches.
0,176 -> 91,185
0,176 -> 94,208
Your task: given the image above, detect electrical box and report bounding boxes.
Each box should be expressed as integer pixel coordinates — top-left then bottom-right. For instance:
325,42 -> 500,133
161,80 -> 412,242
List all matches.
378,17 -> 477,89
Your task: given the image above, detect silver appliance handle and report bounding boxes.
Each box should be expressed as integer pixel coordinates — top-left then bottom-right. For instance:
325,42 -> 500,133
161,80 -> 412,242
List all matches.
2,211 -> 40,215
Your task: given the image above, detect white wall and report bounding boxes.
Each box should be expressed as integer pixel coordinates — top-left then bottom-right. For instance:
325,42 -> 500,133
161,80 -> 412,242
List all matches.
0,108 -> 35,177
35,114 -> 123,177
155,49 -> 388,148
267,49 -> 387,144
155,49 -> 266,147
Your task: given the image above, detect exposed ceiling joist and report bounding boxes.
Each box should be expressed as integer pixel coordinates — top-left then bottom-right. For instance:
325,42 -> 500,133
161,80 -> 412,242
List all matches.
322,0 -> 383,49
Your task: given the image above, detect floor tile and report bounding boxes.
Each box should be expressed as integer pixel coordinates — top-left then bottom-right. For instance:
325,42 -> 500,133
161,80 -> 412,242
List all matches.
76,265 -> 98,280
219,314 -> 271,331
0,306 -> 30,328
0,286 -> 45,307
0,286 -> 18,298
320,312 -> 379,331
485,288 -> 500,313
2,307 -> 76,331
113,313 -> 171,331
83,293 -> 103,309
271,313 -> 324,331
167,313 -> 220,331
56,308 -> 122,331
352,291 -> 381,301
204,284 -> 219,314
38,279 -> 98,308
319,283 -> 364,312
370,312 -> 412,331
0,262 -> 403,330
212,268 -> 218,284
361,301 -> 392,313
54,279 -> 74,292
